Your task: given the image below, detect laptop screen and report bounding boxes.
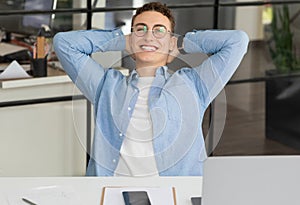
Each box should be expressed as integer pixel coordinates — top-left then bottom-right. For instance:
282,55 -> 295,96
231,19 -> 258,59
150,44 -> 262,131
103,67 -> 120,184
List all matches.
201,156 -> 300,205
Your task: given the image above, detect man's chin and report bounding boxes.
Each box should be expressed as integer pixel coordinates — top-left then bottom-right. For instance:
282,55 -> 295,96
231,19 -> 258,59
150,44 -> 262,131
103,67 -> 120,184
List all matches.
135,53 -> 167,64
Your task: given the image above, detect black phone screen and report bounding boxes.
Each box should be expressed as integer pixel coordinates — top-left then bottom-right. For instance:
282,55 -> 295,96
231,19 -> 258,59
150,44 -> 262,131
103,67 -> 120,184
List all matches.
191,197 -> 202,205
122,191 -> 151,205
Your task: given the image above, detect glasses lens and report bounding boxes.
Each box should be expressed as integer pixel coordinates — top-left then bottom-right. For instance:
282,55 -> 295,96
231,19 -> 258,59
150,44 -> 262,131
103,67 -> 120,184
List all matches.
134,25 -> 147,37
133,25 -> 169,38
153,26 -> 167,38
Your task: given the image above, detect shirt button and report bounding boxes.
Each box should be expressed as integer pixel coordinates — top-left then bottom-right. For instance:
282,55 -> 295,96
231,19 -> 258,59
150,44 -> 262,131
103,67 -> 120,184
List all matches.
128,107 -> 131,111
115,33 -> 119,36
119,133 -> 123,137
113,159 -> 116,163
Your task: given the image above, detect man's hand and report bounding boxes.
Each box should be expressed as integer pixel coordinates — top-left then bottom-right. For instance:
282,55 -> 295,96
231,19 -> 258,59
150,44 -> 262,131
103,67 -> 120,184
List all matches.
125,34 -> 136,60
125,34 -> 132,54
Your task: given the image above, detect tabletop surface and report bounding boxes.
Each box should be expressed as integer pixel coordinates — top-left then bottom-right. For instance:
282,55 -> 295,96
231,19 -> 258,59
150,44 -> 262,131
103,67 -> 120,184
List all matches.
0,176 -> 202,205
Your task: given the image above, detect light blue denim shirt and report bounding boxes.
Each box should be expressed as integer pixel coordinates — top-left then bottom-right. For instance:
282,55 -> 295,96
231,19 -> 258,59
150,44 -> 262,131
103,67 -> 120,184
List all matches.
53,28 -> 249,176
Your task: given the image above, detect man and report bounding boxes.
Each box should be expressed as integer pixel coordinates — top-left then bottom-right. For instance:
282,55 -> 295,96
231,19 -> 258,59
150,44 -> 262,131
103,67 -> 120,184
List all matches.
53,2 -> 249,176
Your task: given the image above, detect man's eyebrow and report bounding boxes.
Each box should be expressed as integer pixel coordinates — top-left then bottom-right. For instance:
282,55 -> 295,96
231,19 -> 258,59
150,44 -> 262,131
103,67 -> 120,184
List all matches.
153,24 -> 167,28
133,23 -> 167,29
133,23 -> 147,27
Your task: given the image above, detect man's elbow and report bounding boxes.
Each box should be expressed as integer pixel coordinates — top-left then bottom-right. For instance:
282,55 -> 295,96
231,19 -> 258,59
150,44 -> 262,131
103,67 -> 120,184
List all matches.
235,30 -> 250,54
53,32 -> 65,53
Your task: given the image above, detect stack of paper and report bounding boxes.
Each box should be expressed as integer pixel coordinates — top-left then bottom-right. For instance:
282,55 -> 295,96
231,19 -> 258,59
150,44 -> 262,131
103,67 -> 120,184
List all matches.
0,42 -> 27,57
0,60 -> 31,80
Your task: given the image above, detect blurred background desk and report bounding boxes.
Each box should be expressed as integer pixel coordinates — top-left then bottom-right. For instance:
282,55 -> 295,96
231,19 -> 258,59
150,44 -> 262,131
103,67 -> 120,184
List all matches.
0,176 -> 202,205
0,67 -> 88,177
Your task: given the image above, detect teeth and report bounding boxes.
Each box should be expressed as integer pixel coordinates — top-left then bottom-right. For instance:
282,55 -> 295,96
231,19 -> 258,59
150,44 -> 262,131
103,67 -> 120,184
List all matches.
141,45 -> 156,51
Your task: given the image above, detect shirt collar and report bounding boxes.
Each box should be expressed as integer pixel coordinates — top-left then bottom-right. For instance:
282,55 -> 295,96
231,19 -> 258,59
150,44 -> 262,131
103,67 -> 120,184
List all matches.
127,66 -> 170,83
156,66 -> 170,79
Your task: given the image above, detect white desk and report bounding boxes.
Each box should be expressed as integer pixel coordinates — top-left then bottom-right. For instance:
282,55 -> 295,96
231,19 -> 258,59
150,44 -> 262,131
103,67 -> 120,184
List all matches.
0,177 -> 202,205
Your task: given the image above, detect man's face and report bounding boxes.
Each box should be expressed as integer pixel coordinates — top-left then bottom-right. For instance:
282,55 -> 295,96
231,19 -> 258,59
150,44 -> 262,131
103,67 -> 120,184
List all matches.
130,11 -> 175,69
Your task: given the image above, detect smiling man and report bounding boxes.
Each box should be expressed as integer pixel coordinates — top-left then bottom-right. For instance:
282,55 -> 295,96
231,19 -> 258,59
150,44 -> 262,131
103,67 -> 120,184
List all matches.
53,2 -> 249,177
127,9 -> 176,76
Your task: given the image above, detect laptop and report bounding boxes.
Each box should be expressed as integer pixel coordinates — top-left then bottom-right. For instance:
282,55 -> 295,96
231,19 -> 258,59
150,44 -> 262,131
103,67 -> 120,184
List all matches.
201,155 -> 300,205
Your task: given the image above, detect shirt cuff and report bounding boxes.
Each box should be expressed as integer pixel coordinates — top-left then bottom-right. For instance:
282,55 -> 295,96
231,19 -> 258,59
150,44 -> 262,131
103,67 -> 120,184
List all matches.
183,30 -> 203,54
104,28 -> 126,52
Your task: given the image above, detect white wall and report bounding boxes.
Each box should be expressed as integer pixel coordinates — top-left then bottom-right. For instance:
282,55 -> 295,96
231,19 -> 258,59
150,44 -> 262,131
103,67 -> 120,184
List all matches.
235,0 -> 264,41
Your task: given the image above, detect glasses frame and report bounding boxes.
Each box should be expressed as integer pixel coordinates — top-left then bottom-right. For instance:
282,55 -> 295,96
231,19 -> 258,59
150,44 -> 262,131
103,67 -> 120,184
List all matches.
131,24 -> 172,39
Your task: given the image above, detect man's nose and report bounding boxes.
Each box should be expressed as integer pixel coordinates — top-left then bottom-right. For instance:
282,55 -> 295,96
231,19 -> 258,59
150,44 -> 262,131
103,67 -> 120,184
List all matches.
144,30 -> 155,41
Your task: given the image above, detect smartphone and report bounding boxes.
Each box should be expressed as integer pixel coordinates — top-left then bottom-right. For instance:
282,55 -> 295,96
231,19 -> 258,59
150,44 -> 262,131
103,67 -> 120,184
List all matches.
122,191 -> 151,205
191,197 -> 202,205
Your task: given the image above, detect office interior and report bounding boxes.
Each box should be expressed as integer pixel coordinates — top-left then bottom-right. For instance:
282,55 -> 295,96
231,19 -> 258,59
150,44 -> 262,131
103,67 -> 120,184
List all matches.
0,0 -> 300,177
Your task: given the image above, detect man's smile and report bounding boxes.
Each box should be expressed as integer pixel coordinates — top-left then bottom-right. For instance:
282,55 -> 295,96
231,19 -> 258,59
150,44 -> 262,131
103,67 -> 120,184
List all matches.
140,45 -> 158,52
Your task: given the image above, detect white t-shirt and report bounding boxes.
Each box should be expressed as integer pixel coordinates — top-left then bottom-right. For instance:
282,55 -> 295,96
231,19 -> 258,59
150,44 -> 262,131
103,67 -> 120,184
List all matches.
114,76 -> 159,177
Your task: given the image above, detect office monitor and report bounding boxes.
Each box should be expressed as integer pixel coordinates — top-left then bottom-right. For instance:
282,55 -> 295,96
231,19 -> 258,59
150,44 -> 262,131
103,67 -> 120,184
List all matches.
0,0 -> 23,34
0,0 -> 56,37
22,0 -> 56,35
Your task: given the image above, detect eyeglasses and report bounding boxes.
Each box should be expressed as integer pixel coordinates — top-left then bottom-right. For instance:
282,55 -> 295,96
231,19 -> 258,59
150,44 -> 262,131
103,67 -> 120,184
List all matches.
132,24 -> 171,39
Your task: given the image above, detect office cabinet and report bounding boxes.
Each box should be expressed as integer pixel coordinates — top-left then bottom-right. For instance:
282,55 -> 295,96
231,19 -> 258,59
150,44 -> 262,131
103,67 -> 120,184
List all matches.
0,75 -> 88,176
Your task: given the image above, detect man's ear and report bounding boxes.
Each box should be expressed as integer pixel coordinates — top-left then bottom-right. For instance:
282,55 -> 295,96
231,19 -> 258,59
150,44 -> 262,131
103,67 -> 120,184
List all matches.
167,36 -> 178,64
169,35 -> 176,51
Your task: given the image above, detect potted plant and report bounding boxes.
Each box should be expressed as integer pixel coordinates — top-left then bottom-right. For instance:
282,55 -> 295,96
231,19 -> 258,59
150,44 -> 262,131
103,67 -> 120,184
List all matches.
265,4 -> 300,150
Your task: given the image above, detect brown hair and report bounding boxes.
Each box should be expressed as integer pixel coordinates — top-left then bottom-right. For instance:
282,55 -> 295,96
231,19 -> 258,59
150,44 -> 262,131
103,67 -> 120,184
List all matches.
131,2 -> 175,33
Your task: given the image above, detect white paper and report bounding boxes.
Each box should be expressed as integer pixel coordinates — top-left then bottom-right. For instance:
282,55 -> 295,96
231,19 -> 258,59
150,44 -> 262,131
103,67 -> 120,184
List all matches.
102,187 -> 176,205
0,42 -> 27,56
0,60 -> 31,80
6,185 -> 81,205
